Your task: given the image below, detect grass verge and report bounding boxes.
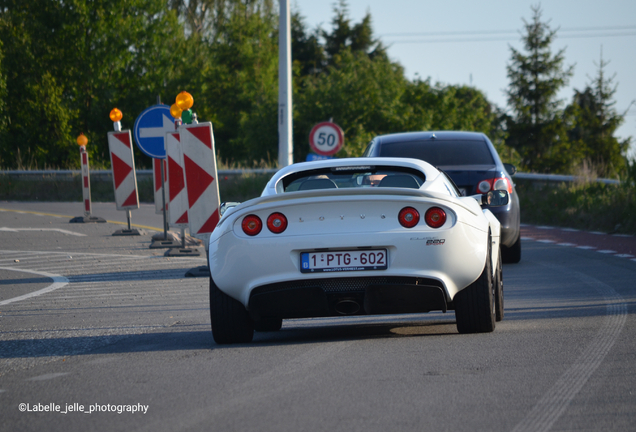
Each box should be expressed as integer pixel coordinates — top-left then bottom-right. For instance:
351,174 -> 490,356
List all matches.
516,178 -> 636,235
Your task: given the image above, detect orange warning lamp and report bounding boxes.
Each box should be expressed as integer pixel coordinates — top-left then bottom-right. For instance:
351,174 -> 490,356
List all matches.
170,103 -> 183,119
77,133 -> 88,147
176,91 -> 194,110
109,108 -> 123,122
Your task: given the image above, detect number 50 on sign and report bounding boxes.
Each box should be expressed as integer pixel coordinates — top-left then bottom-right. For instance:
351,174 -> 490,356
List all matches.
309,122 -> 344,156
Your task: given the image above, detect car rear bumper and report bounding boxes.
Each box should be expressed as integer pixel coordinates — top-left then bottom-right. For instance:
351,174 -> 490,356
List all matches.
248,277 -> 449,319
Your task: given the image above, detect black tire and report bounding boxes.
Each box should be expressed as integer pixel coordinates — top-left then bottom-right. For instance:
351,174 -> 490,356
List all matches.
454,235 -> 496,334
501,233 -> 521,264
494,249 -> 504,322
254,317 -> 283,332
209,277 -> 254,344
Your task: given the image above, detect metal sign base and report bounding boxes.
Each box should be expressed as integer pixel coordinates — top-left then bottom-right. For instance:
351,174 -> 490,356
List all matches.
69,216 -> 107,223
112,228 -> 145,236
149,239 -> 182,248
184,266 -> 210,278
164,248 -> 201,257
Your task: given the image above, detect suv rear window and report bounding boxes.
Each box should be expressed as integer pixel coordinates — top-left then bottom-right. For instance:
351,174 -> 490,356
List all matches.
378,140 -> 494,166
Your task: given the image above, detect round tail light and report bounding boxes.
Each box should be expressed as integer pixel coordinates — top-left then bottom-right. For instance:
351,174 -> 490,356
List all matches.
425,207 -> 446,228
241,215 -> 262,236
267,212 -> 288,234
398,207 -> 420,228
493,177 -> 513,193
477,180 -> 492,193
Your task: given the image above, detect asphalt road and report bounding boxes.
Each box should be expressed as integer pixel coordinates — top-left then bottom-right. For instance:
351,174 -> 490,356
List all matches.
1,201 -> 635,432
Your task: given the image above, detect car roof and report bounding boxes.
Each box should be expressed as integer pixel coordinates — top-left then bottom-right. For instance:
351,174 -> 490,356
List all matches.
374,131 -> 488,144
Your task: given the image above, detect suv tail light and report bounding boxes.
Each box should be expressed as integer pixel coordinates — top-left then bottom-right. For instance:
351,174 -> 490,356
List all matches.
242,215 -> 262,236
425,207 -> 446,228
267,212 -> 288,234
398,207 -> 420,228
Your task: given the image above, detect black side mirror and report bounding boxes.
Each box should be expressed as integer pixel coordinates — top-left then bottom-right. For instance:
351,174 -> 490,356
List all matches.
503,163 -> 517,176
482,190 -> 509,207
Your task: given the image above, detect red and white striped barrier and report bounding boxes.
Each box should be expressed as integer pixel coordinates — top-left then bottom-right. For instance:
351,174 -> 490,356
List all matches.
179,122 -> 220,237
152,158 -> 168,215
80,146 -> 92,216
107,130 -> 139,210
165,131 -> 189,228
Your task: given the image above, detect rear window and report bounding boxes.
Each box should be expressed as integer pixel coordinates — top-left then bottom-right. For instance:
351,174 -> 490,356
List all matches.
281,166 -> 425,192
378,140 -> 494,166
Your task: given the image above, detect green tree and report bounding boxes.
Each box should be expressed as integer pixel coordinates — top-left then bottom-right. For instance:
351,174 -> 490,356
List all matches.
505,5 -> 575,173
0,0 -> 184,169
291,11 -> 326,77
322,0 -> 387,65
565,52 -> 632,177
295,49 -> 408,160
186,0 -> 279,165
0,40 -> 8,163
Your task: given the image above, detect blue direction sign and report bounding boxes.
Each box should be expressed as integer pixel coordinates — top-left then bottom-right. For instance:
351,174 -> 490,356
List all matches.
133,105 -> 175,159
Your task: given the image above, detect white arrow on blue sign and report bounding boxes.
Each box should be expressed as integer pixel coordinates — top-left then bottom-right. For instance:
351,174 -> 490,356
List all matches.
133,105 -> 175,159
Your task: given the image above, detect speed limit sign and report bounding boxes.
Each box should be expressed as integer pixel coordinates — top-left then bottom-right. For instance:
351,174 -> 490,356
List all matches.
309,122 -> 344,156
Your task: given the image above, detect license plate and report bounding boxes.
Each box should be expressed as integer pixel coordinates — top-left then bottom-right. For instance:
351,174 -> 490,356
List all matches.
300,249 -> 388,273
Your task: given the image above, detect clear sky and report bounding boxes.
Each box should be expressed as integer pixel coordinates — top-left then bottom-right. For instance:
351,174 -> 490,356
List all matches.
292,0 -> 636,159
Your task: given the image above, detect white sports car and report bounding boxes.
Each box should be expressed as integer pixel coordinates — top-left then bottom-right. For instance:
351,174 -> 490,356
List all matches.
208,158 -> 508,344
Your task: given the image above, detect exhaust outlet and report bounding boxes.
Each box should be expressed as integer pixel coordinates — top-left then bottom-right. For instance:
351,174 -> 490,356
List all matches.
334,299 -> 360,315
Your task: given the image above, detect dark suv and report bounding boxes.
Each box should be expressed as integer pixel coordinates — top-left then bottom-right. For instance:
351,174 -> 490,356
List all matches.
363,131 -> 521,263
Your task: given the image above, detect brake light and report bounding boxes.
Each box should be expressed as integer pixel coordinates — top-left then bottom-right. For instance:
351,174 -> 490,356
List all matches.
477,179 -> 493,193
494,177 -> 513,193
267,212 -> 288,234
477,177 -> 513,194
425,207 -> 446,228
242,215 -> 262,236
398,207 -> 420,228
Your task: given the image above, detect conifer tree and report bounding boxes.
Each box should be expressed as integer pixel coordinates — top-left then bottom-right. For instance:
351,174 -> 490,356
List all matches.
505,5 -> 574,173
566,50 -> 632,177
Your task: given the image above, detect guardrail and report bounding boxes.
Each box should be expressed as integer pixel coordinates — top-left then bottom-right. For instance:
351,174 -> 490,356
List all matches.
0,169 -> 279,181
513,172 -> 620,185
0,169 -> 622,185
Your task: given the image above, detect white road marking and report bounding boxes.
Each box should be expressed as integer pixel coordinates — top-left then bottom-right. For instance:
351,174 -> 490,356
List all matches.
27,373 -> 70,381
511,267 -> 627,432
597,250 -> 617,254
0,267 -> 69,306
0,227 -> 86,236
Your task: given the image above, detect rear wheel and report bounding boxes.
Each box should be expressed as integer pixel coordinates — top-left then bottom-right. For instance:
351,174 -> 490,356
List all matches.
254,317 -> 283,332
494,249 -> 504,322
502,234 -> 521,263
455,236 -> 496,334
209,277 -> 254,344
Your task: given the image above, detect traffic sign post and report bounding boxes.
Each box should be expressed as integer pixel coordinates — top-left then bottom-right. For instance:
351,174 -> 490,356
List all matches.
133,105 -> 175,159
309,122 -> 344,157
149,158 -> 181,249
133,104 -> 179,248
164,130 -> 200,257
107,130 -> 142,236
179,122 -> 220,277
180,122 -> 221,239
70,134 -> 106,224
